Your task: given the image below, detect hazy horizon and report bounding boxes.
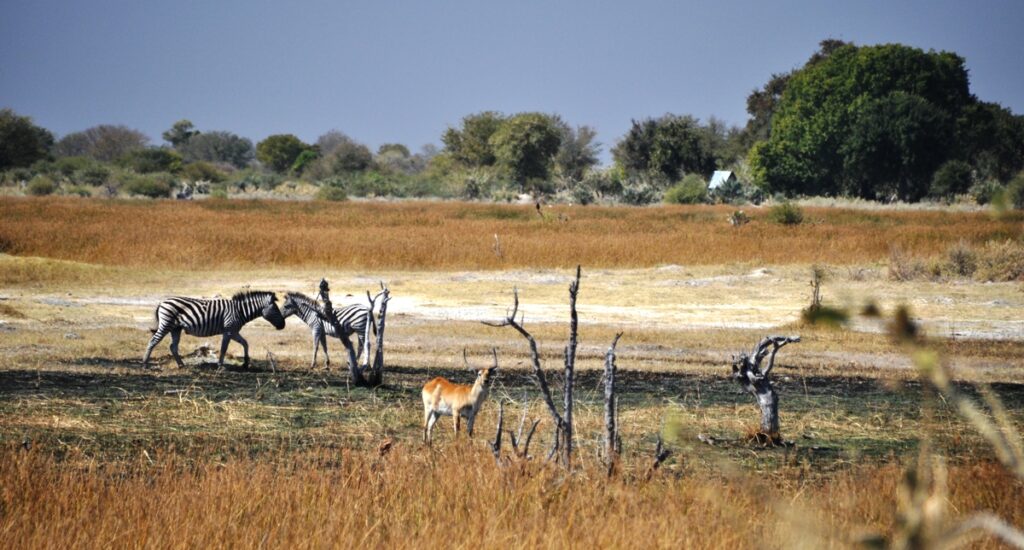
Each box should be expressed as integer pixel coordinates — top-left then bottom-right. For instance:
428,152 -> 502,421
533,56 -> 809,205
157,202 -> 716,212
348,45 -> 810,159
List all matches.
3,0 -> 1022,163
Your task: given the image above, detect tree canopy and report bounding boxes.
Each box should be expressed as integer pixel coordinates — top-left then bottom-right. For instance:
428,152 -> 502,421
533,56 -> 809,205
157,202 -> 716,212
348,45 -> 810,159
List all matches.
256,134 -> 311,173
178,130 -> 254,168
612,115 -> 716,183
749,41 -> 1023,199
490,112 -> 563,191
54,125 -> 149,163
0,108 -> 54,170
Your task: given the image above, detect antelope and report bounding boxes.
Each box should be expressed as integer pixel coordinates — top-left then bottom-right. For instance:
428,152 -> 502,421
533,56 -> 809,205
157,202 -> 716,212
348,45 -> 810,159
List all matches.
422,349 -> 498,445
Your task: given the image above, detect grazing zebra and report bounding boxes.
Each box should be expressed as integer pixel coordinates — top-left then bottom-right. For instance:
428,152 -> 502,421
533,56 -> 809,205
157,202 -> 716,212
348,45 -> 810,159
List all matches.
143,291 -> 287,369
281,292 -> 376,369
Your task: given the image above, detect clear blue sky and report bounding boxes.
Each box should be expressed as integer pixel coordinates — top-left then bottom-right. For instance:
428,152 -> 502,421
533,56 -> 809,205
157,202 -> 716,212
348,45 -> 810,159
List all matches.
2,0 -> 1022,163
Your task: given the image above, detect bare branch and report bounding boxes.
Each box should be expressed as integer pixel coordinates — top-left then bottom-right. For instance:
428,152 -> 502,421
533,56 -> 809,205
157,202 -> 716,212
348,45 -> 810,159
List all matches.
490,401 -> 504,463
762,335 -> 800,377
521,419 -> 541,458
604,332 -> 624,474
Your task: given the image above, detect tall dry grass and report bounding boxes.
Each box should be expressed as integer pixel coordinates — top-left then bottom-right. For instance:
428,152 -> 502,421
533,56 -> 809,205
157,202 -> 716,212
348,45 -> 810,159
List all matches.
1,198 -> 1020,270
1,445 -> 1020,549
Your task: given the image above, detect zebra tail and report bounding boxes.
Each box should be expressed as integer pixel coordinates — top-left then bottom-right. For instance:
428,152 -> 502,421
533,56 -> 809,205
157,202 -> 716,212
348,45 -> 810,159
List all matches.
149,307 -> 160,334
369,309 -> 378,336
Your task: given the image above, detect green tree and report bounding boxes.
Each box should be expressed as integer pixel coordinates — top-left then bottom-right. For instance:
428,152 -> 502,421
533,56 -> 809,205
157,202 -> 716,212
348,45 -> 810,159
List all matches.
612,115 -> 715,182
841,92 -> 954,201
377,143 -> 410,157
178,131 -> 254,168
0,108 -> 54,170
256,134 -> 310,173
162,119 -> 199,148
554,122 -> 600,183
751,42 -> 972,199
663,174 -> 708,204
305,131 -> 373,179
54,125 -> 149,162
956,102 -> 1024,183
442,111 -> 505,167
119,148 -> 182,174
930,160 -> 974,199
490,112 -> 562,191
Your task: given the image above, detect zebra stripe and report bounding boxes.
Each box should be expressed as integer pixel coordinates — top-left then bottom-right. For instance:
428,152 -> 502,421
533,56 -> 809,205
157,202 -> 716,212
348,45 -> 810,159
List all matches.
282,292 -> 375,369
143,291 -> 285,369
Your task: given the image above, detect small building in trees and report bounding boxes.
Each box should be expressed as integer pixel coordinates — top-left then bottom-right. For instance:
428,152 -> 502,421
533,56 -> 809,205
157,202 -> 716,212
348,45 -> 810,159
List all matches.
708,170 -> 736,191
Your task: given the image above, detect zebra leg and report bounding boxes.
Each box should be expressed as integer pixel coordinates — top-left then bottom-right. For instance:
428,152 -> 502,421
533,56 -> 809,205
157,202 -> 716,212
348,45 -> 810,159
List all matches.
231,332 -> 250,368
321,333 -> 330,369
168,328 -> 185,369
218,332 -> 232,369
309,330 -> 320,370
356,336 -> 365,362
143,325 -> 169,368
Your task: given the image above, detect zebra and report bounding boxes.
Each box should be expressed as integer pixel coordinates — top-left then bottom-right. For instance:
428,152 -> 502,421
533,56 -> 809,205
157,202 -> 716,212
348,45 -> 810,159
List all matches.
281,292 -> 376,369
143,291 -> 287,369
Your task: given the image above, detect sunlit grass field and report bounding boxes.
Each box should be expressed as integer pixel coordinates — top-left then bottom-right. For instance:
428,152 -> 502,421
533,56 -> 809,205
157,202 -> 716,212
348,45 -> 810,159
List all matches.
1,197 -> 1023,548
1,197 -> 1021,269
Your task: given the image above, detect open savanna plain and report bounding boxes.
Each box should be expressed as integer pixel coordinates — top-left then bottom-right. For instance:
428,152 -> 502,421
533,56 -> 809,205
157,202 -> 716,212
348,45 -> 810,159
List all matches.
1,197 -> 1023,548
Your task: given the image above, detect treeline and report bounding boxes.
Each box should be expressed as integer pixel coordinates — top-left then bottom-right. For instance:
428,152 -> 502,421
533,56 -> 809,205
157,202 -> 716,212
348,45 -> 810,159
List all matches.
2,40 -> 1023,206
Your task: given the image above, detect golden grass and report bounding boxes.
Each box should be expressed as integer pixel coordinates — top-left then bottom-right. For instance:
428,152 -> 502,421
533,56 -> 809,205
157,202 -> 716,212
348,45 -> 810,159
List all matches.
1,445 -> 1020,549
1,197 -> 1021,270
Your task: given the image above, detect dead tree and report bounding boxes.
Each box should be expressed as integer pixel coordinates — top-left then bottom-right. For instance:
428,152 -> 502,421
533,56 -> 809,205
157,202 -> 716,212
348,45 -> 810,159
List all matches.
604,333 -> 623,475
318,279 -> 390,387
731,335 -> 800,445
484,266 -> 581,467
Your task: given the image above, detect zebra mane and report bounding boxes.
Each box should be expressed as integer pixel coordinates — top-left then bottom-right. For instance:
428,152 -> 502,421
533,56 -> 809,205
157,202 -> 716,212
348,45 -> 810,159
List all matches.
284,291 -> 318,307
284,291 -> 327,314
231,290 -> 277,303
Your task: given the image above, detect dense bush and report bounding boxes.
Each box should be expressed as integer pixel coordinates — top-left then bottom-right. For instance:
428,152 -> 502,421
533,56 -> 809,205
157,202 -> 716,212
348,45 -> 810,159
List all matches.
55,156 -> 92,177
230,171 -> 282,192
315,185 -> 348,202
121,173 -> 174,198
119,148 -> 182,174
64,184 -> 92,197
969,180 -> 1004,205
26,175 -> 57,196
182,162 -> 227,183
930,160 -> 973,199
974,240 -> 1024,281
767,201 -> 804,225
619,181 -> 658,205
663,174 -> 708,204
1007,171 -> 1024,209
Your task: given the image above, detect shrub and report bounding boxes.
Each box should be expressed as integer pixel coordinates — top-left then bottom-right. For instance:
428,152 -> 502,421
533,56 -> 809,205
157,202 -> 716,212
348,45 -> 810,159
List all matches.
767,201 -> 804,225
974,239 -> 1024,282
888,246 -> 927,281
77,165 -> 111,186
121,173 -> 174,198
26,175 -> 57,196
64,184 -> 92,197
1007,172 -> 1024,210
663,174 -> 708,204
55,156 -> 92,177
944,240 -> 977,277
570,184 -> 595,206
728,210 -> 750,226
230,171 -> 282,192
930,160 -> 973,199
969,180 -> 1004,205
7,168 -> 32,185
620,182 -> 658,205
209,186 -> 229,200
119,148 -> 182,174
316,185 -> 348,202
182,162 -> 227,183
